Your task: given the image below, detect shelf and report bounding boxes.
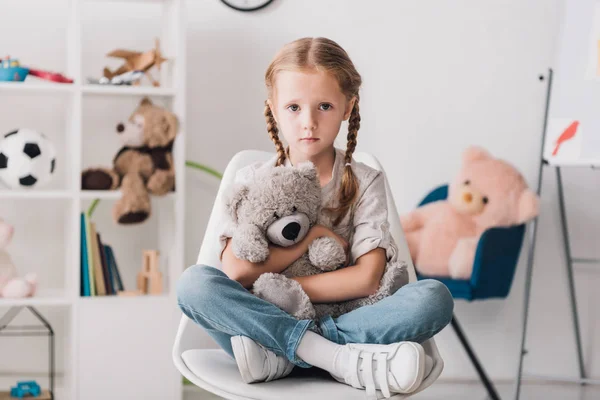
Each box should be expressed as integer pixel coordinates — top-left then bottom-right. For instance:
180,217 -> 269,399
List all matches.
0,289 -> 71,307
0,190 -> 74,200
81,85 -> 176,97
79,190 -> 176,200
0,81 -> 75,94
78,293 -> 169,303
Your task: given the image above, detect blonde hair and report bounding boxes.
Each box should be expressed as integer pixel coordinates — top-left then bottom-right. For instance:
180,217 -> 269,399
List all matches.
264,37 -> 362,226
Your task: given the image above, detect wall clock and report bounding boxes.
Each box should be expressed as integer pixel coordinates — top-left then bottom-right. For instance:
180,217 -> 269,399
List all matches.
221,0 -> 274,12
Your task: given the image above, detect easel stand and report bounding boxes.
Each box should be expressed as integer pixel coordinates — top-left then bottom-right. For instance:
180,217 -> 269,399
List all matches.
514,68 -> 600,400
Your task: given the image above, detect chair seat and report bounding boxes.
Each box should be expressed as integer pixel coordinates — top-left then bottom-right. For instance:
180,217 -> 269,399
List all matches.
181,345 -> 443,400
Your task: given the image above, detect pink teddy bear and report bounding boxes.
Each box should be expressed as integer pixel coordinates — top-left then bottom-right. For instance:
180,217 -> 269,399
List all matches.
400,146 -> 540,279
0,218 -> 37,298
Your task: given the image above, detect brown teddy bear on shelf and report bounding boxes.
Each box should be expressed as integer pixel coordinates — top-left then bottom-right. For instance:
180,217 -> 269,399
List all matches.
81,98 -> 178,224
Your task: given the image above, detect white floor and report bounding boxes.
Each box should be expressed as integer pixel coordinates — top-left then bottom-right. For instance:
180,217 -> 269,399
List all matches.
183,381 -> 600,400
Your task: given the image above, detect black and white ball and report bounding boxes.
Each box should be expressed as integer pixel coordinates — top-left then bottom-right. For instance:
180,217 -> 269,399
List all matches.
0,129 -> 57,189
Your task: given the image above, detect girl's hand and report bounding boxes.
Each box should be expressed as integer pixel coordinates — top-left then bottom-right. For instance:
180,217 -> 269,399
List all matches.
309,225 -> 350,264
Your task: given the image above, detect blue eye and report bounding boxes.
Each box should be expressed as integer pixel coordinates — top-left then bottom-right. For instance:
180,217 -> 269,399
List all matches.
287,104 -> 299,112
320,103 -> 332,111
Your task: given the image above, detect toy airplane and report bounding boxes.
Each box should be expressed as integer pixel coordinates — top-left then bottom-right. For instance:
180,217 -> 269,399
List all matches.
103,38 -> 167,87
88,70 -> 144,86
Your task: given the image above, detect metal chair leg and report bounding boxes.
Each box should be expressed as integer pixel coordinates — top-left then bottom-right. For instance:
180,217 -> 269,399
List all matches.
451,314 -> 501,400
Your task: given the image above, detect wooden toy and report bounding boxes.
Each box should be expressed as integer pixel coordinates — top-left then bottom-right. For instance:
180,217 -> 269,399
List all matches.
136,250 -> 163,295
103,38 -> 167,87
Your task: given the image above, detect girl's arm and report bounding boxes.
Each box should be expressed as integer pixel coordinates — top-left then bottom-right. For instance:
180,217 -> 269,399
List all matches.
222,225 -> 342,289
292,247 -> 386,303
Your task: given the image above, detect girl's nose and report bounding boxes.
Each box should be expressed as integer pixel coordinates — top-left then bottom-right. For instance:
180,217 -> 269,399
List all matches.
302,110 -> 317,131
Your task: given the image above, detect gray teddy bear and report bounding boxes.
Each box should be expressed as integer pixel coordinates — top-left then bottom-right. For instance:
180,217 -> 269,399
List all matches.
224,162 -> 408,321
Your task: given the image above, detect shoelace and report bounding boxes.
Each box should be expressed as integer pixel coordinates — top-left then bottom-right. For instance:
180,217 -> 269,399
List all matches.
347,349 -> 393,399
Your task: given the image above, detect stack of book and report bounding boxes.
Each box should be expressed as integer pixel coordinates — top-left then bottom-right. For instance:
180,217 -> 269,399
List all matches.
80,213 -> 124,296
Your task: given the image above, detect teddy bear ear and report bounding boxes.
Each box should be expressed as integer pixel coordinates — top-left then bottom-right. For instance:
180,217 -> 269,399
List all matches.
140,97 -> 153,107
296,161 -> 317,181
463,146 -> 491,163
517,189 -> 540,223
224,183 -> 249,224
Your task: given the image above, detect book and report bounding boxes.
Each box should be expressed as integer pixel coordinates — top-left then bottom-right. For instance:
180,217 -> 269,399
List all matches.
83,213 -> 96,296
96,233 -> 113,295
89,222 -> 106,295
80,214 -> 91,297
106,245 -> 124,292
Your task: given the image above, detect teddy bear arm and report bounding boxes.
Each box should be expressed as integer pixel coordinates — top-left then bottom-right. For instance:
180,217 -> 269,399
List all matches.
231,224 -> 270,263
308,237 -> 346,271
448,237 -> 478,279
400,204 -> 435,233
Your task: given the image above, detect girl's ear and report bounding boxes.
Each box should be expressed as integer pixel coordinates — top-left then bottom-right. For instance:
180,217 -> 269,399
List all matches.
343,96 -> 357,121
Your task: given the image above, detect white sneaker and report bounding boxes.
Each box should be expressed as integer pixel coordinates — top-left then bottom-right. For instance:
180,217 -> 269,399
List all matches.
230,335 -> 295,384
331,341 -> 429,399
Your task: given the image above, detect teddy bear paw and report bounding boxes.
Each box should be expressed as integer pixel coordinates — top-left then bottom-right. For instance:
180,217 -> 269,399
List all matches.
308,237 -> 346,271
81,168 -> 120,190
253,273 -> 316,320
113,194 -> 151,224
231,224 -> 270,263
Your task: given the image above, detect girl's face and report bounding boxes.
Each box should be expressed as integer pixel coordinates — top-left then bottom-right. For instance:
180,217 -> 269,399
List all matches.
269,69 -> 355,161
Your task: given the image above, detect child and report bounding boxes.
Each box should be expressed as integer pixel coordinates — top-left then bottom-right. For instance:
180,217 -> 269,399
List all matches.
177,37 -> 454,398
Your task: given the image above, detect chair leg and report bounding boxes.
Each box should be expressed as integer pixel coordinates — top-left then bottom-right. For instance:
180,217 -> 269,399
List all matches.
451,314 -> 501,400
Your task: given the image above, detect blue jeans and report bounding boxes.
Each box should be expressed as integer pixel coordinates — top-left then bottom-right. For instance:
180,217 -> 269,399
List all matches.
177,265 -> 454,368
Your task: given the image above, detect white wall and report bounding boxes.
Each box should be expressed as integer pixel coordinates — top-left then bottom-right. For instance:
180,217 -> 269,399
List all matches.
2,0 -> 598,384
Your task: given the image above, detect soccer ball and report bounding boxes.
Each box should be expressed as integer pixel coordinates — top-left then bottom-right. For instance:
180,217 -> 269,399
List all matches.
0,128 -> 57,189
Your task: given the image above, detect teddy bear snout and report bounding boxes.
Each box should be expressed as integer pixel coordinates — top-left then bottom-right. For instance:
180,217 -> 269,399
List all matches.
116,123 -> 125,133
453,187 -> 486,215
266,213 -> 310,247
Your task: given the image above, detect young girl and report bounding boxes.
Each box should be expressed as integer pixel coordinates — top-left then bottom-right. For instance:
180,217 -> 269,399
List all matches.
177,37 -> 453,398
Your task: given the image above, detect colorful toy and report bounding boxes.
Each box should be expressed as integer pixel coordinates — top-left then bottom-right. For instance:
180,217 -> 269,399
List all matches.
0,56 -> 73,84
103,38 -> 167,87
81,98 -> 178,224
10,380 -> 41,398
0,128 -> 57,189
29,68 -> 74,84
400,146 -> 540,279
0,218 -> 37,298
0,57 -> 29,82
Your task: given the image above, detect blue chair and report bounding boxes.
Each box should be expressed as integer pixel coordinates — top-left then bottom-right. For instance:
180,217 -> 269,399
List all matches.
414,185 -> 527,400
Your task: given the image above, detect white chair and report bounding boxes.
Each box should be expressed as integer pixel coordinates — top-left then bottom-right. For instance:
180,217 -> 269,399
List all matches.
173,150 -> 444,399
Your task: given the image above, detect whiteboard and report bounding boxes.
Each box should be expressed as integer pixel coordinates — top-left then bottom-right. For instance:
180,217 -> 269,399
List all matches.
544,0 -> 600,167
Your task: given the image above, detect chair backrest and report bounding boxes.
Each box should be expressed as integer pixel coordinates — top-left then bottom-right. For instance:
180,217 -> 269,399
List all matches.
417,184 -> 525,299
197,150 -> 417,281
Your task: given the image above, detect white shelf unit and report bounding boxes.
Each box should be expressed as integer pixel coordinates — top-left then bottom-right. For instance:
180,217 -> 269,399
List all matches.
0,1 -> 186,400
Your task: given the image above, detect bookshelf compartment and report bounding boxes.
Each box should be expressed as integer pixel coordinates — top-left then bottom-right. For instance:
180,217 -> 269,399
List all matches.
0,305 -> 72,400
80,196 -> 175,298
0,198 -> 72,301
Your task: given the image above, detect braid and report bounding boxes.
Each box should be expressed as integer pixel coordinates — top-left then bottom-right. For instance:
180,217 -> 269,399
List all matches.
264,100 -> 286,166
327,98 -> 361,226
